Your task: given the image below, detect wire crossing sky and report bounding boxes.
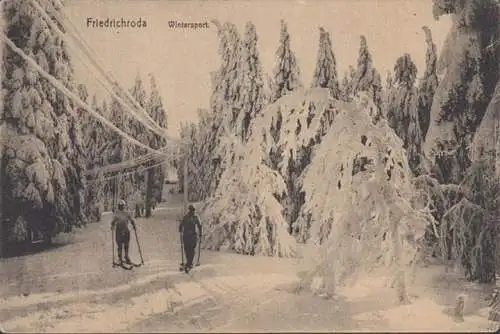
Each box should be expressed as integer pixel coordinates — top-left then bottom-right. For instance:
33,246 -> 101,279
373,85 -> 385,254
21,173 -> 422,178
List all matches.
66,0 -> 452,138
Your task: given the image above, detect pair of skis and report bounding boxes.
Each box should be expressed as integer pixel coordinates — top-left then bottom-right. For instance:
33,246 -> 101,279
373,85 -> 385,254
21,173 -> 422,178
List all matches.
112,261 -> 140,270
179,233 -> 201,273
111,228 -> 144,270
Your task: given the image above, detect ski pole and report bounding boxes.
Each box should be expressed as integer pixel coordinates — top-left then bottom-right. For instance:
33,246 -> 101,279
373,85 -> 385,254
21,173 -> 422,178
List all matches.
134,228 -> 144,265
180,232 -> 185,266
111,228 -> 115,267
196,234 -> 201,266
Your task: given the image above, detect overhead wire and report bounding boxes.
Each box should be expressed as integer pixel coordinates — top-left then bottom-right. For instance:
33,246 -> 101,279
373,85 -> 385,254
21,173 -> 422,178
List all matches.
1,33 -> 168,157
47,0 -> 160,131
88,160 -> 168,184
86,145 -> 177,175
30,0 -> 186,176
49,0 -> 168,138
31,0 -> 172,143
6,0 -> 187,184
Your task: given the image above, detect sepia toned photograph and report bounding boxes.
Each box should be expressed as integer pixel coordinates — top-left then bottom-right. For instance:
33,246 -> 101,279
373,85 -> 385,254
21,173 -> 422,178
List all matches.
1,0 -> 499,332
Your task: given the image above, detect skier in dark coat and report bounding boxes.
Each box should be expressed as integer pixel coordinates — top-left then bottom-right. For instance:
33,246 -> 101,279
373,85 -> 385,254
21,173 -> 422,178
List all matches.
179,204 -> 202,271
111,199 -> 137,265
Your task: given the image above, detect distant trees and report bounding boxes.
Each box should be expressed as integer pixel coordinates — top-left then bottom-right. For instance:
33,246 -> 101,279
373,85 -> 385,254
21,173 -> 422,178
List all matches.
270,20 -> 302,102
311,27 -> 339,99
351,36 -> 383,113
386,54 -> 423,172
417,26 -> 438,139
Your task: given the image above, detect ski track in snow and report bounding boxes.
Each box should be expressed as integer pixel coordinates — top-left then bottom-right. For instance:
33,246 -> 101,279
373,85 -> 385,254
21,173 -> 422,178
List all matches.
1,200 -> 496,332
2,273 -> 298,333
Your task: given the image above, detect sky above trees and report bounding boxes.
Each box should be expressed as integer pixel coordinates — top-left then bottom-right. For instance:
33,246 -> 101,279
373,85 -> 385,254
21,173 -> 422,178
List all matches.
66,0 -> 451,138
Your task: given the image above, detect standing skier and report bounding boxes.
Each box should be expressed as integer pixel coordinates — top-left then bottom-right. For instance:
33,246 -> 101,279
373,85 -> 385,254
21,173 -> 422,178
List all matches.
179,204 -> 202,272
111,199 -> 137,265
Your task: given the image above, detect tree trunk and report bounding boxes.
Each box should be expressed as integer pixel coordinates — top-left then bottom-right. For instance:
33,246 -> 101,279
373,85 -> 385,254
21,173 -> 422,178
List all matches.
392,217 -> 409,304
155,166 -> 165,203
183,156 -> 189,208
145,165 -> 155,218
0,212 -> 3,258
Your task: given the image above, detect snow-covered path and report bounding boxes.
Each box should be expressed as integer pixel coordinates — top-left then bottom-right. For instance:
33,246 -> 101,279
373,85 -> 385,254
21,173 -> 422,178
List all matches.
0,200 -> 496,332
0,202 -> 300,333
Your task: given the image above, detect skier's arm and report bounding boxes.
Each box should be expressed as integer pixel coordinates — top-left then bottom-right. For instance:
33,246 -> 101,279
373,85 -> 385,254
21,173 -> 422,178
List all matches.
179,217 -> 184,234
110,217 -> 117,231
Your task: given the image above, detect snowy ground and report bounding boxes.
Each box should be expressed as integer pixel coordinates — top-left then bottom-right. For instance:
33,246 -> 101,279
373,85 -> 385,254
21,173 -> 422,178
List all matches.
0,190 -> 497,332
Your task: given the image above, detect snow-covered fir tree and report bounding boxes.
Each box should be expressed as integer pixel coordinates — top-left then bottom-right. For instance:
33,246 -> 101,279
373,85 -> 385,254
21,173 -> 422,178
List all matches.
77,86 -> 104,222
340,72 -> 350,101
145,74 -> 168,213
201,88 -> 337,256
84,94 -> 108,221
106,85 -> 134,209
424,0 -> 500,184
382,70 -> 394,118
178,20 -> 244,201
352,35 -> 383,114
237,21 -> 266,141
386,54 -> 423,173
127,73 -> 149,214
2,0 -> 87,248
472,80 -> 500,175
270,20 -> 302,103
340,65 -> 356,101
417,26 -> 438,139
311,27 -> 340,99
415,0 -> 500,284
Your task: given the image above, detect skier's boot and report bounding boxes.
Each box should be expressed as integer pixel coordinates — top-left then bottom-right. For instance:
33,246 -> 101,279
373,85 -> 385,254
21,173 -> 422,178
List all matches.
125,257 -> 132,265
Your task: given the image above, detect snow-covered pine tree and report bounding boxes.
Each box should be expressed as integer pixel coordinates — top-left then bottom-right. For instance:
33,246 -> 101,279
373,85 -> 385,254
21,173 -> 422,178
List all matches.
417,26 -> 438,139
340,65 -> 356,102
382,71 -> 394,118
352,35 -> 383,116
100,99 -> 116,211
147,74 -> 168,206
386,70 -> 394,90
438,158 -> 499,283
348,65 -> 356,89
77,85 -> 101,222
311,27 -> 340,100
415,0 -> 500,283
386,54 -> 423,173
352,36 -> 373,93
340,72 -> 350,102
107,86 -> 132,208
237,21 -> 266,141
128,72 -> 149,215
270,20 -> 302,103
472,80 -> 500,175
202,88 -> 336,256
2,0 -> 87,249
178,20 -> 243,201
182,110 -> 219,202
210,20 -> 242,132
466,79 -> 500,283
85,94 -> 107,221
424,0 -> 500,184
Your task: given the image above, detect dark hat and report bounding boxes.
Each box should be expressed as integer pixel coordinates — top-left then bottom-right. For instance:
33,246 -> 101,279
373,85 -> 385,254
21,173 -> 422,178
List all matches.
188,204 -> 195,212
